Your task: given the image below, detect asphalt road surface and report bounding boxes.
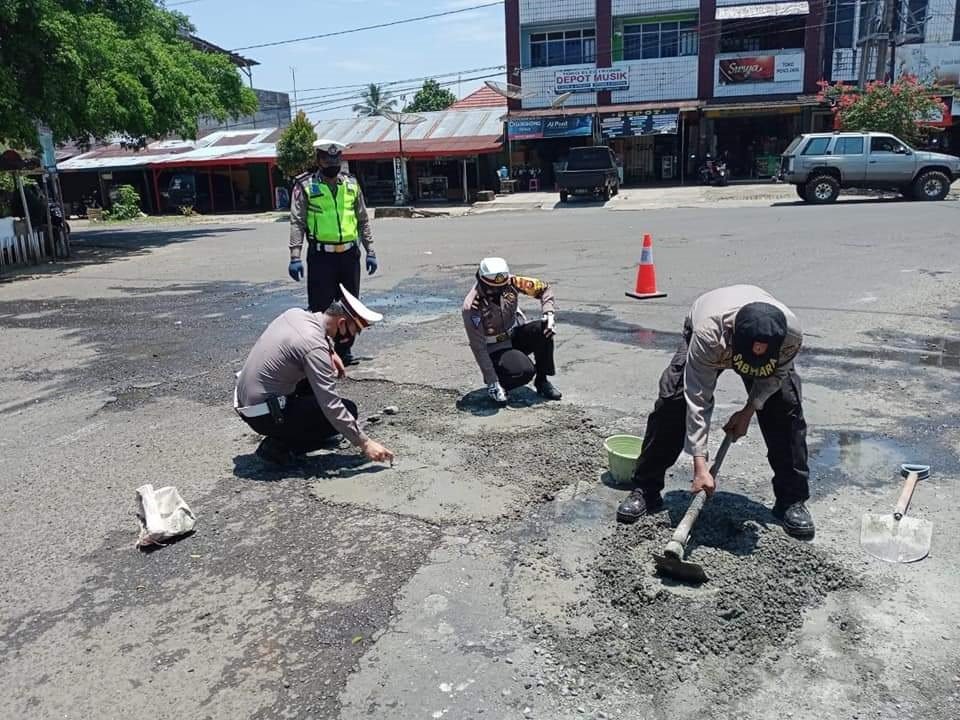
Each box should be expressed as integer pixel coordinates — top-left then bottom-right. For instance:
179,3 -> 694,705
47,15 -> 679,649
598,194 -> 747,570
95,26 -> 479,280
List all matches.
1,197 -> 959,719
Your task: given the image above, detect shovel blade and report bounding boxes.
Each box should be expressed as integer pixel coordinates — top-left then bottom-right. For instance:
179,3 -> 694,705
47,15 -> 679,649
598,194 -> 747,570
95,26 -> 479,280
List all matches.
653,553 -> 708,584
860,513 -> 932,563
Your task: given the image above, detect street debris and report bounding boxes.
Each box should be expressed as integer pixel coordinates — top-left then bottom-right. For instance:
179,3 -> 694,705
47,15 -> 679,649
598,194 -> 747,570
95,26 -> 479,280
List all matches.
383,405 -> 399,415
135,484 -> 196,548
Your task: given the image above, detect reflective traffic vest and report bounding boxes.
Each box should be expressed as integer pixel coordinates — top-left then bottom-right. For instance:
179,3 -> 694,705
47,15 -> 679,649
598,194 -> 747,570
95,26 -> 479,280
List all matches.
305,177 -> 359,244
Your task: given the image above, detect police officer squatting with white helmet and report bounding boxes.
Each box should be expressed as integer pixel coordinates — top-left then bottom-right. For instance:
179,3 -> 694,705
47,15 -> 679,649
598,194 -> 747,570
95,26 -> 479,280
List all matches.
462,258 -> 562,405
615,285 -> 814,539
234,285 -> 394,467
288,143 -> 378,366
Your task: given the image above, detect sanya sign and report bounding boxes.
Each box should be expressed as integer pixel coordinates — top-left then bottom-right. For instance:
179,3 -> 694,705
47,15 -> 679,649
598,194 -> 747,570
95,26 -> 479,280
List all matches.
555,67 -> 629,93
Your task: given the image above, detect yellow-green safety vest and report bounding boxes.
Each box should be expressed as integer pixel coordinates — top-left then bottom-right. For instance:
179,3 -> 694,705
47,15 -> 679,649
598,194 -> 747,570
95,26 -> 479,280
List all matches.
305,178 -> 359,245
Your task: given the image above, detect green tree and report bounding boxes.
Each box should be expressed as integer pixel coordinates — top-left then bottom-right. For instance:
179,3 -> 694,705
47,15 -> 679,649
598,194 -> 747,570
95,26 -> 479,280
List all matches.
0,0 -> 258,150
403,80 -> 457,113
276,111 -> 317,179
818,76 -> 947,146
352,84 -> 396,117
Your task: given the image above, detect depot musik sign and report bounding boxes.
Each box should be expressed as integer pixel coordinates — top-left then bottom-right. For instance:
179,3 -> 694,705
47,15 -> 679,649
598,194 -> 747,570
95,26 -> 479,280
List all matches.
555,68 -> 629,93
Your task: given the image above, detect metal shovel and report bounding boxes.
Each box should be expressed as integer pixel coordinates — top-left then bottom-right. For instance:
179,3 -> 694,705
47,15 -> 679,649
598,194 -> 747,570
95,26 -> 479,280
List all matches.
860,463 -> 933,563
653,433 -> 733,584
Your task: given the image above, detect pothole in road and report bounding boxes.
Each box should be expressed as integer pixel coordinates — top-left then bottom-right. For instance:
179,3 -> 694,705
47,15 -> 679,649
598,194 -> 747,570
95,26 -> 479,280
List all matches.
516,491 -> 864,716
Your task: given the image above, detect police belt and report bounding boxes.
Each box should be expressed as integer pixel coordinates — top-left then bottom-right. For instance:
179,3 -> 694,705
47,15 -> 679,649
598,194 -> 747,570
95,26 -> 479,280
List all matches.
485,326 -> 516,345
234,384 -> 287,420
314,240 -> 357,254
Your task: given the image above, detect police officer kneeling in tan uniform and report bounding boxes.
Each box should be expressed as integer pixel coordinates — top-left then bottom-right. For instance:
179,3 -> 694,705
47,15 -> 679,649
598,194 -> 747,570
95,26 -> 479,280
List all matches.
462,257 -> 562,405
234,285 -> 394,466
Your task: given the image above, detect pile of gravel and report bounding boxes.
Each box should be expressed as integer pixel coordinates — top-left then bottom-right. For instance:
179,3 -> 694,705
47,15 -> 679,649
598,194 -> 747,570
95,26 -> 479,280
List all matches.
533,492 -> 863,706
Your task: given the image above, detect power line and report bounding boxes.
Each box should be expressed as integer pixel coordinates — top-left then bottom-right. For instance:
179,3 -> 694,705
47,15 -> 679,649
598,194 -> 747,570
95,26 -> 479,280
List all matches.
289,64 -> 506,95
229,1 -> 504,51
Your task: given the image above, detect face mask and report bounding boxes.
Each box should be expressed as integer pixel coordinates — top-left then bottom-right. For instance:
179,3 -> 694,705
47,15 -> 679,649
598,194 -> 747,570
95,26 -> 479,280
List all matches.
321,165 -> 340,179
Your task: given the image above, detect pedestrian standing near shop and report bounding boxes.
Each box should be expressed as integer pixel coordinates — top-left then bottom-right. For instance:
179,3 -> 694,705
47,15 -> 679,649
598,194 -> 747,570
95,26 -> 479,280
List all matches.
615,285 -> 815,539
463,257 -> 562,405
234,285 -> 394,467
288,143 -> 378,366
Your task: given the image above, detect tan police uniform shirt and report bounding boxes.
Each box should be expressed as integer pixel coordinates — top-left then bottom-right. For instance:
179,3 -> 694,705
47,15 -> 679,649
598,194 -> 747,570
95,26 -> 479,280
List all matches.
684,285 -> 803,458
462,275 -> 557,385
236,308 -> 366,447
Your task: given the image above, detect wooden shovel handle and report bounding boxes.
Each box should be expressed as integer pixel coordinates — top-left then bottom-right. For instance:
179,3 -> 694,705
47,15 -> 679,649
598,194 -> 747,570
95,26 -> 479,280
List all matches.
671,433 -> 734,546
894,471 -> 919,521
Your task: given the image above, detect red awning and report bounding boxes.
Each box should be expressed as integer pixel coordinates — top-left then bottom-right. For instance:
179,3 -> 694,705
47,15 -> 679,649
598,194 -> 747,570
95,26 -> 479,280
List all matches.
345,135 -> 502,161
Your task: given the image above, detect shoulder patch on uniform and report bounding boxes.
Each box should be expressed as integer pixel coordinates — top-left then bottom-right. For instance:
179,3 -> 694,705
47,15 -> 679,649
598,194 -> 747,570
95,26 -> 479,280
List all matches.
471,313 -> 481,328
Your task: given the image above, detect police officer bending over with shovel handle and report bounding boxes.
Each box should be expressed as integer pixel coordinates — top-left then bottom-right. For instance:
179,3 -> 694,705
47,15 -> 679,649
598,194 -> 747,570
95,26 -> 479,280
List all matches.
463,257 -> 562,405
616,285 -> 814,539
288,143 -> 378,366
235,285 -> 394,467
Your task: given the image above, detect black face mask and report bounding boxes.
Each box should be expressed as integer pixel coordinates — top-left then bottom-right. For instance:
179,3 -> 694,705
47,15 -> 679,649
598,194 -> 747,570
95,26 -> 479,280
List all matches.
321,165 -> 341,179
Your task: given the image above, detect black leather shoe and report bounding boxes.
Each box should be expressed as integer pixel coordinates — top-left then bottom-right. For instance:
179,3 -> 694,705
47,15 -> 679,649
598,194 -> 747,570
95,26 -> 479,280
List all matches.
772,501 -> 815,539
535,378 -> 562,401
256,437 -> 298,467
339,351 -> 358,366
616,491 -> 664,524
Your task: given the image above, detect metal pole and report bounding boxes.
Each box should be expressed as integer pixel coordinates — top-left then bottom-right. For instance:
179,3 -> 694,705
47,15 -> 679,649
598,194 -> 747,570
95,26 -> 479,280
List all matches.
42,174 -> 54,260
290,67 -> 298,112
888,0 -> 899,82
462,158 -> 469,203
679,112 -> 686,185
397,121 -> 406,203
15,172 -> 36,262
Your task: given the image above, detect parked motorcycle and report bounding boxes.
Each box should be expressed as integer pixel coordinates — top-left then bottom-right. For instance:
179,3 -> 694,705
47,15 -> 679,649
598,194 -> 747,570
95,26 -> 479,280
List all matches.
693,154 -> 730,187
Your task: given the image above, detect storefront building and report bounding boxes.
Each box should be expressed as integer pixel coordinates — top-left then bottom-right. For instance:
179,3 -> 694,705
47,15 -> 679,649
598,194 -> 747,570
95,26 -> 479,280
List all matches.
504,0 -> 835,183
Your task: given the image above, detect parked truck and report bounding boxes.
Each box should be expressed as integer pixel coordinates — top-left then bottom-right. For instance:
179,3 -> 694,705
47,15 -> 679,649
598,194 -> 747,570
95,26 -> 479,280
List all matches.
557,146 -> 620,203
779,131 -> 959,203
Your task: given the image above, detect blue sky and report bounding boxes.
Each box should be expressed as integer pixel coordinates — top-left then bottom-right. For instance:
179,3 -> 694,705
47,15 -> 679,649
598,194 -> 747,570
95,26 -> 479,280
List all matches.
176,0 -> 506,120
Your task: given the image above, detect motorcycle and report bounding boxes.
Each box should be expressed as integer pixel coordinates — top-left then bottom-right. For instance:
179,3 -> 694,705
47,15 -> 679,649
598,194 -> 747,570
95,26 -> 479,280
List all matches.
693,154 -> 730,187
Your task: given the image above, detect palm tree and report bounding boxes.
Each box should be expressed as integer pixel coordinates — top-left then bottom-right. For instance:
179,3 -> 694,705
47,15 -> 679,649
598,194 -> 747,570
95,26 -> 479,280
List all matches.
352,84 -> 397,117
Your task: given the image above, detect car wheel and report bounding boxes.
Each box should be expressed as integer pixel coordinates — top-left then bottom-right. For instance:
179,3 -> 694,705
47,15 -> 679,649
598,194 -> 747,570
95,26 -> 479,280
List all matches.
912,170 -> 950,201
601,186 -> 611,202
560,191 -> 569,203
795,183 -> 808,201
807,174 -> 840,203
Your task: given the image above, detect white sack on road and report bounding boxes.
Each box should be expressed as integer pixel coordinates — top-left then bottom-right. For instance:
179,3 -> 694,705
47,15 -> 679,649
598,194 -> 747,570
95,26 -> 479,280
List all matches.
135,484 -> 196,548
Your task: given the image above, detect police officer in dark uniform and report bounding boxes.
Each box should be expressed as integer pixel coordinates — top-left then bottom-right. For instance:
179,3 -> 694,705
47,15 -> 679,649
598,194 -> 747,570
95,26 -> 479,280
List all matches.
288,143 -> 378,365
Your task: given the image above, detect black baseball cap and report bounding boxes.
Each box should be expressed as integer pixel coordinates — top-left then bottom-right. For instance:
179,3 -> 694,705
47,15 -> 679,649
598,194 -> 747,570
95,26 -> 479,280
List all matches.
731,302 -> 787,378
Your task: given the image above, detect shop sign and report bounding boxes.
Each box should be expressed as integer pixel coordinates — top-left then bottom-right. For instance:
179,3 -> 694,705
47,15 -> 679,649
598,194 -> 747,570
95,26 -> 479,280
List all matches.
555,68 -> 629,94
897,42 -> 960,87
507,115 -> 593,140
38,129 -> 57,172
600,109 -> 679,138
718,53 -> 802,84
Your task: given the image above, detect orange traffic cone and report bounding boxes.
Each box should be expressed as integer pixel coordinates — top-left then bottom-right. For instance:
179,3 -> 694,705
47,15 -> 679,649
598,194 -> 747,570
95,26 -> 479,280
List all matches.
625,234 -> 667,300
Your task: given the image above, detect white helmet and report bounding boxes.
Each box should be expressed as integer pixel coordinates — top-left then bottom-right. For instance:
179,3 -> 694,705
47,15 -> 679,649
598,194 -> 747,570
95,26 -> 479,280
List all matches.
478,257 -> 510,287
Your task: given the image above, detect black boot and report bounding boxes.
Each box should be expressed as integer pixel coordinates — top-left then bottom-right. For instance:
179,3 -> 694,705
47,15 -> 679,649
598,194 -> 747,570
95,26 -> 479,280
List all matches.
616,490 -> 664,524
772,501 -> 815,539
338,349 -> 358,366
535,377 -> 562,401
255,437 -> 298,467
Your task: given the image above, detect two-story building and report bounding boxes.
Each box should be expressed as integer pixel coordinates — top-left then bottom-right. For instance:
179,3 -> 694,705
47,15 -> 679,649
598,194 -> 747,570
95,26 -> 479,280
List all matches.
504,0 -> 832,183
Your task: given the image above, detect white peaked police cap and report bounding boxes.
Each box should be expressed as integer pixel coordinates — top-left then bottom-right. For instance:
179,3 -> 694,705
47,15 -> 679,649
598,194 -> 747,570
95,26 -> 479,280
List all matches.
339,284 -> 383,328
478,257 -> 510,286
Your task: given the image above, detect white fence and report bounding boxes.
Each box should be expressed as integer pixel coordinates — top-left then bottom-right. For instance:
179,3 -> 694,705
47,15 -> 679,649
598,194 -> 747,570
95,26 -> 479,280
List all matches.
0,221 -> 70,271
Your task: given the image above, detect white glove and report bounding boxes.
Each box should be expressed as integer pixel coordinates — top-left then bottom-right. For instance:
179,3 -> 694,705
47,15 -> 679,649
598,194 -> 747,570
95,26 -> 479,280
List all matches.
487,382 -> 507,404
542,312 -> 556,338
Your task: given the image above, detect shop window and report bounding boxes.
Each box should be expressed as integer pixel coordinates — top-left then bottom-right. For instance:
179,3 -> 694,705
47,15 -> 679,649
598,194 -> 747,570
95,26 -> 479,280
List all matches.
530,28 -> 596,68
834,137 -> 864,155
719,17 -> 804,53
903,0 -> 929,44
624,19 -> 697,61
802,137 -> 831,155
830,0 -> 856,49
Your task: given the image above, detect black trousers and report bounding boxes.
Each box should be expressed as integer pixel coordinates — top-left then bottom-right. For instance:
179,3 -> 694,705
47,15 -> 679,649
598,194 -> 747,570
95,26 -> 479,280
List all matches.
306,243 -> 361,355
242,380 -> 359,454
632,326 -> 810,505
490,322 -> 556,391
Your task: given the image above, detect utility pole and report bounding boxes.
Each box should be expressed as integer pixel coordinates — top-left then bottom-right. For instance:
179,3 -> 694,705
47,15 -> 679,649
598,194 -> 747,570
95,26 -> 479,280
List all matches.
290,66 -> 298,113
888,0 -> 900,82
875,0 -> 895,81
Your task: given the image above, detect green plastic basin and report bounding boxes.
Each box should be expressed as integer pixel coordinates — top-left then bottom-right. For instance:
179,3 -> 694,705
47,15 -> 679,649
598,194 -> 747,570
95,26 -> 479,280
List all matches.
603,434 -> 643,484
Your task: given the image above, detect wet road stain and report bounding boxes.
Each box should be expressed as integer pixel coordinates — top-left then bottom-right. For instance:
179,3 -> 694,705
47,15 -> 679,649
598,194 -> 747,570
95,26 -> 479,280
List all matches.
561,310 -> 680,349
